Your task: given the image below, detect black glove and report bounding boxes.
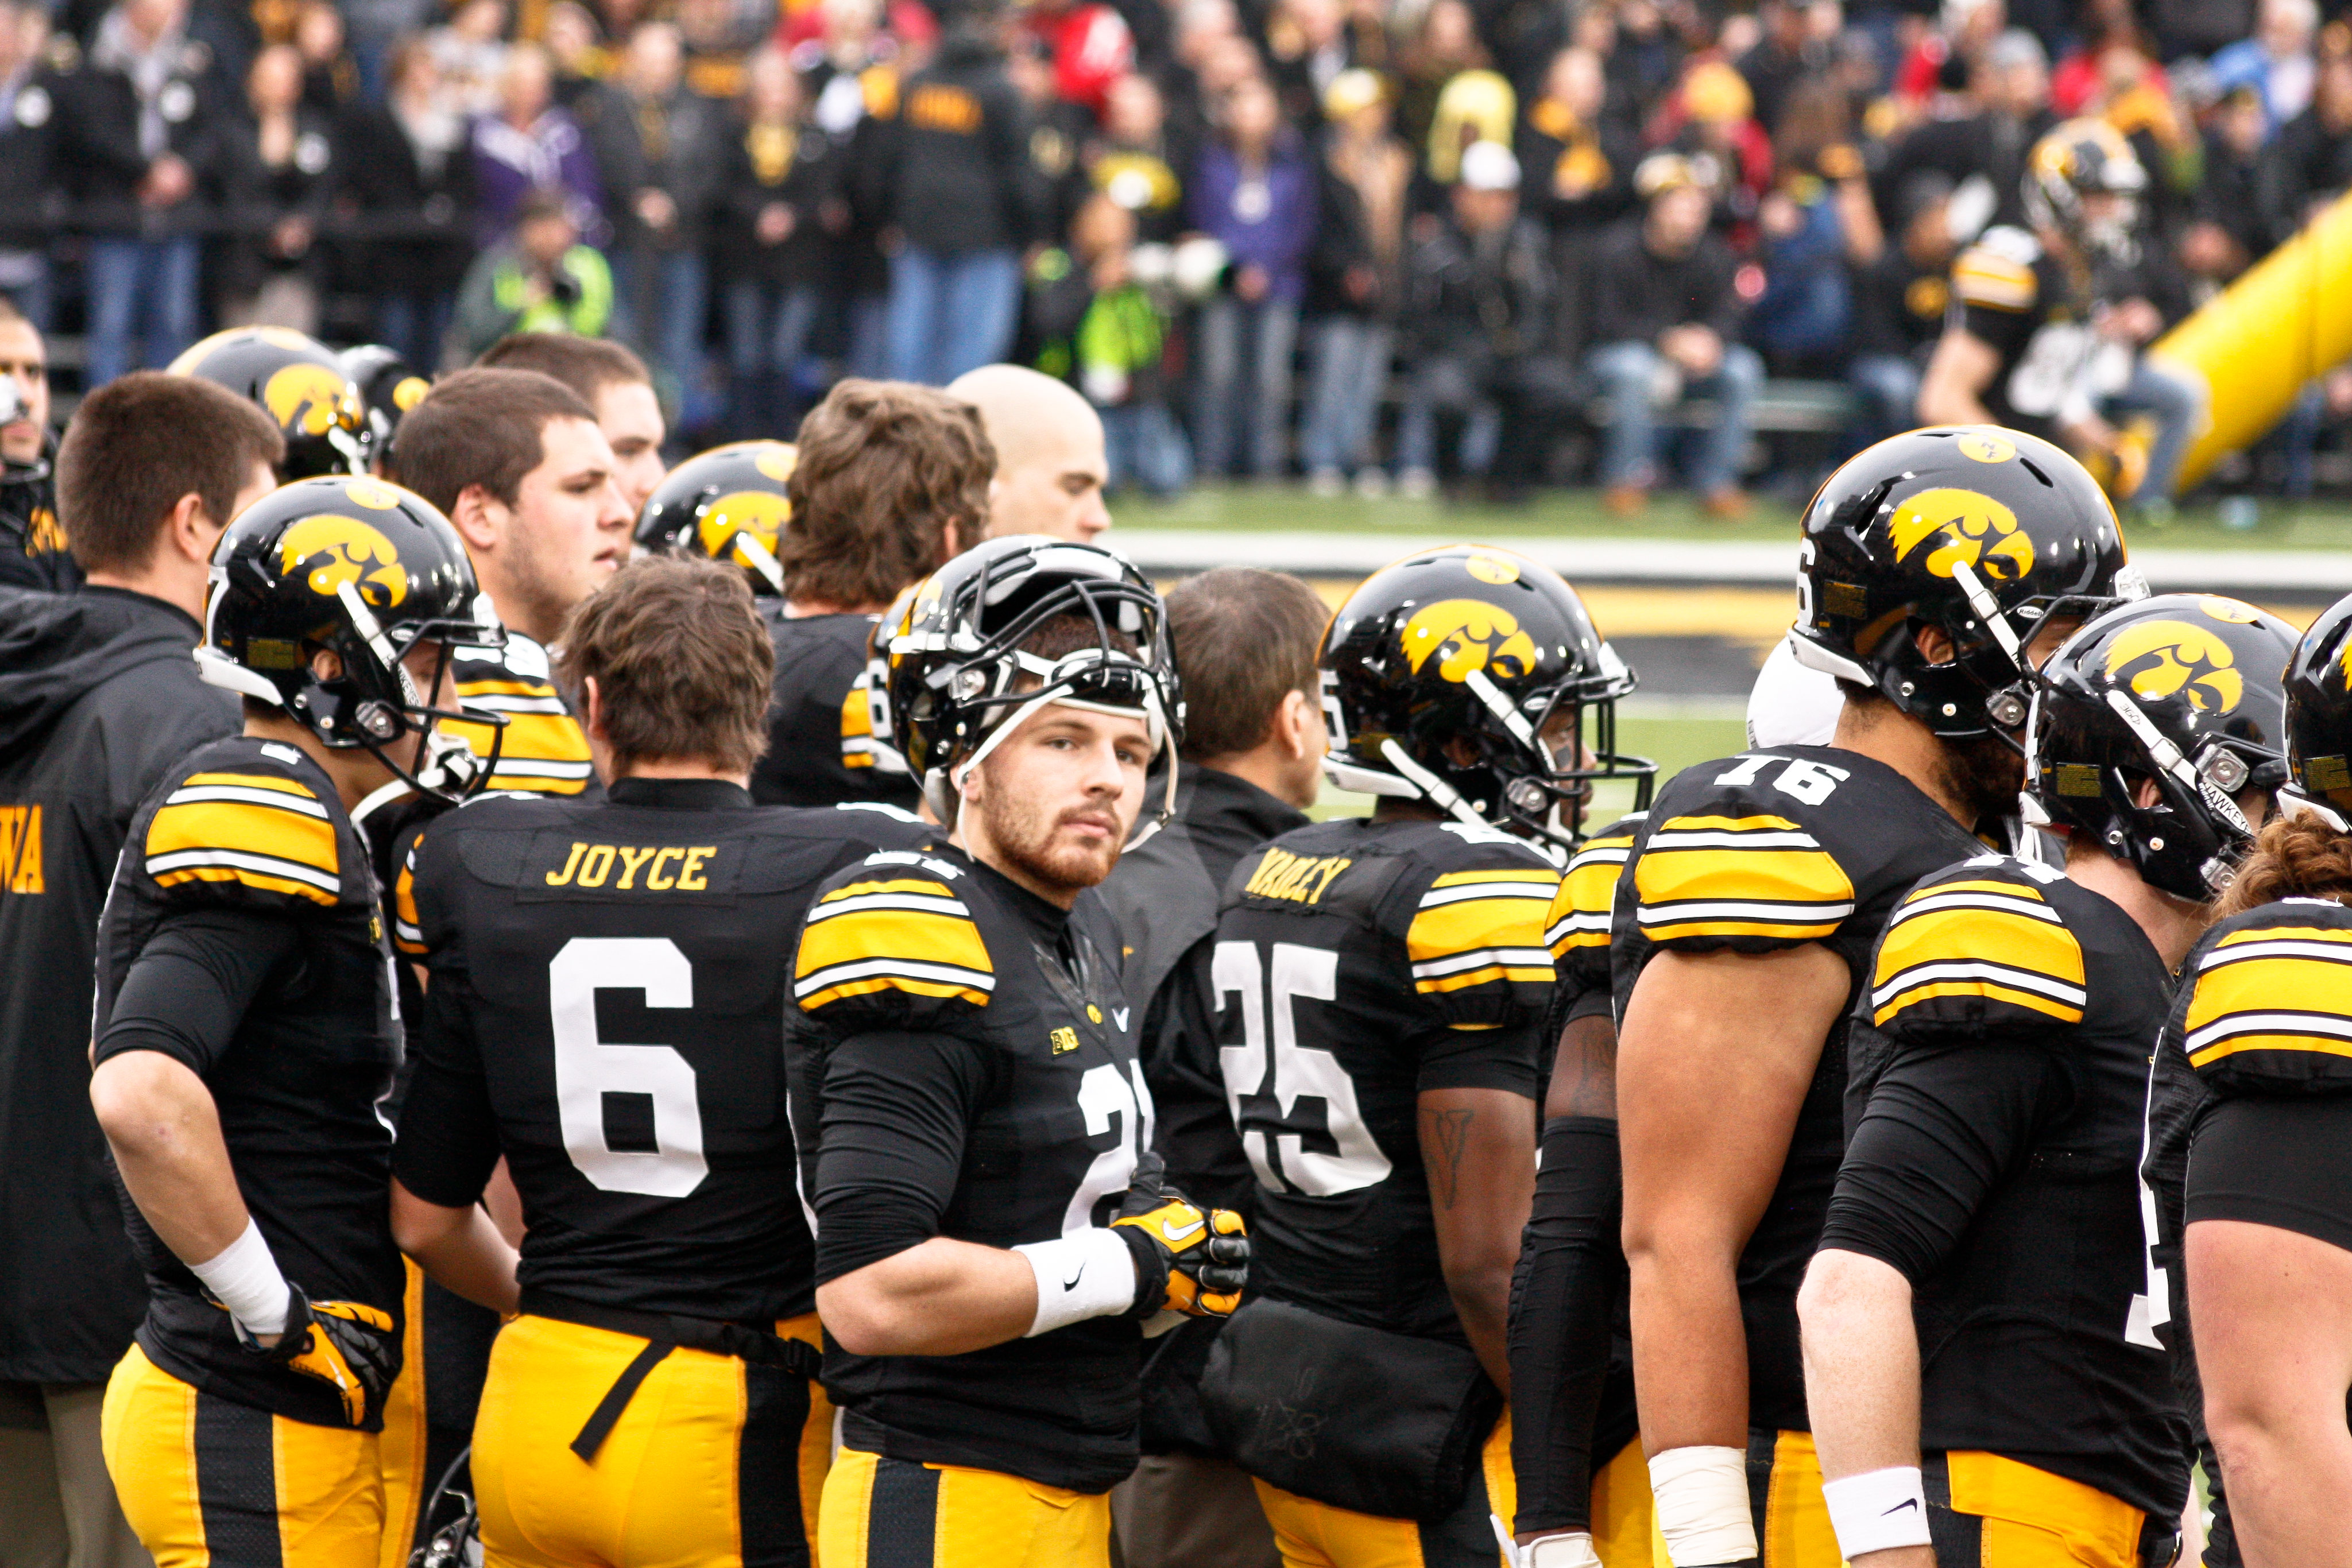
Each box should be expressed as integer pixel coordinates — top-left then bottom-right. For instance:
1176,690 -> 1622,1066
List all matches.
1111,1153 -> 1250,1319
241,1281 -> 399,1426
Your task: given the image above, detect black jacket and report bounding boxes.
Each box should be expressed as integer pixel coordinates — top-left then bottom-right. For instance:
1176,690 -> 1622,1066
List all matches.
329,100 -> 477,298
1586,217 -> 1743,347
1094,762 -> 1308,1455
49,31 -> 235,236
0,63 -> 66,251
0,445 -> 75,594
573,81 -> 724,254
871,31 -> 1040,253
713,119 -> 841,288
1406,211 -> 1557,361
0,586 -> 238,1383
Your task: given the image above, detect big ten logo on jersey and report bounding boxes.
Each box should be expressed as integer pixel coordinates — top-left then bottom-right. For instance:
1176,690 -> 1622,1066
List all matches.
523,834 -> 732,899
1713,752 -> 1850,806
1243,846 -> 1353,906
0,804 -> 42,893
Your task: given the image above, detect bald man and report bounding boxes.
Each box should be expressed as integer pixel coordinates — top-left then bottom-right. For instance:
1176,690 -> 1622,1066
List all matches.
946,363 -> 1112,541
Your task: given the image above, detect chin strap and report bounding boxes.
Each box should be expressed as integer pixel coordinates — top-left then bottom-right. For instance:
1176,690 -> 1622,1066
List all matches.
942,677 -> 1179,851
1378,738 -> 1492,833
730,532 -> 787,595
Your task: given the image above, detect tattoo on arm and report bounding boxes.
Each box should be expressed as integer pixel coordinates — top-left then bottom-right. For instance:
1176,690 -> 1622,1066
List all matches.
1423,1107 -> 1474,1209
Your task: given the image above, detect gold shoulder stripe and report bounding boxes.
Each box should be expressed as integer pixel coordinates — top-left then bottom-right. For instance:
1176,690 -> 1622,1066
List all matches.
1409,867 -> 1558,996
2184,928 -> 2352,1068
795,876 -> 995,1011
145,775 -> 340,905
393,848 -> 425,955
840,683 -> 877,769
1871,892 -> 2086,1027
1547,835 -> 1633,956
1634,814 -> 1855,943
1953,252 -> 2037,311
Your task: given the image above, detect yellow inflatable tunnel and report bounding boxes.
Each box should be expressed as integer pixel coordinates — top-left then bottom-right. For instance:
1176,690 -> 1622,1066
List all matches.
2153,187 -> 2352,492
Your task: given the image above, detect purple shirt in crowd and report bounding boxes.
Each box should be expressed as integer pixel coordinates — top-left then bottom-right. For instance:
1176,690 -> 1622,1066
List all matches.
1189,135 -> 1318,304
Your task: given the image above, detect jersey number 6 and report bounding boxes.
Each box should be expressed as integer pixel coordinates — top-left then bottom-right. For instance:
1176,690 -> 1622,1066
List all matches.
548,936 -> 710,1198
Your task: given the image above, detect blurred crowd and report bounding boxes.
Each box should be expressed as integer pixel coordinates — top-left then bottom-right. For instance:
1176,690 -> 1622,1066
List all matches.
5,0 -> 2352,505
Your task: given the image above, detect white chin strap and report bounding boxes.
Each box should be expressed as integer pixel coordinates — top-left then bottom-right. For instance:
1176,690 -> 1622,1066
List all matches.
1378,738 -> 1490,833
731,532 -> 786,595
941,678 -> 1179,850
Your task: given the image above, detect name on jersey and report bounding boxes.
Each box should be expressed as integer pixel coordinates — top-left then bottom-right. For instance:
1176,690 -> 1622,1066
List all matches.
1244,847 -> 1352,905
0,804 -> 42,894
544,841 -> 718,892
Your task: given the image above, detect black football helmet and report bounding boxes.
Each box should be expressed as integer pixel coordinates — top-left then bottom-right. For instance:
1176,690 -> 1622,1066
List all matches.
634,441 -> 796,595
199,476 -> 508,804
338,344 -> 432,457
171,327 -> 370,479
2024,118 -> 2146,264
849,581 -> 921,781
2277,591 -> 2352,832
1792,424 -> 2144,744
1320,544 -> 1651,851
2027,594 -> 2295,901
879,536 -> 1180,830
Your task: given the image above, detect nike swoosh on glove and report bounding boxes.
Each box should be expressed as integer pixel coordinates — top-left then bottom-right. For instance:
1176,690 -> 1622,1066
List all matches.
1111,1152 -> 1250,1319
240,1282 -> 399,1426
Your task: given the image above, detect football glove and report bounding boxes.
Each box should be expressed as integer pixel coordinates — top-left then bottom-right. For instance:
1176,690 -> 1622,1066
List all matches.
239,1282 -> 398,1426
1111,1153 -> 1249,1319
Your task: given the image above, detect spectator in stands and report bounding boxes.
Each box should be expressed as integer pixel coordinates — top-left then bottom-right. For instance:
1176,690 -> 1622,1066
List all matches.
1517,45 -> 1637,367
1018,0 -> 1132,120
717,48 -> 836,438
1192,73 -> 1317,478
1300,68 -> 1405,496
1847,171 -> 1962,444
59,0 -> 229,385
2262,25 -> 2352,245
1746,84 -> 1878,372
335,36 -> 475,371
1585,156 -> 1759,518
2181,83 -> 2272,292
294,1 -> 358,115
452,187 -> 613,355
426,0 -> 509,118
1038,194 -> 1190,495
1398,140 -> 1567,500
2211,0 -> 2318,141
1265,0 -> 1352,130
471,43 -> 602,245
1088,72 -> 1189,245
1876,28 -> 2051,232
879,0 -> 1038,385
217,43 -> 334,332
675,0 -> 756,101
1393,0 -> 1488,157
579,22 -> 721,418
1735,0 -> 1833,137
1646,59 -> 1773,247
798,0 -> 894,381
543,2 -> 608,109
0,0 -> 59,329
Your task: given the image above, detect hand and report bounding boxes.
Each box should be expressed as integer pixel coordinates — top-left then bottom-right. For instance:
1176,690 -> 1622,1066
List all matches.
1112,1154 -> 1248,1319
270,215 -> 313,257
1344,262 -> 1376,303
756,202 -> 795,245
1661,324 -> 1721,377
240,1282 -> 397,1426
140,155 -> 193,207
1235,263 -> 1270,303
2097,297 -> 2163,344
636,187 -> 678,232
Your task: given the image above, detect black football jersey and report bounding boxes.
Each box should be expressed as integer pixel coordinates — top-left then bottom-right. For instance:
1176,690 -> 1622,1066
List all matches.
392,780 -> 937,1322
1213,816 -> 1560,1342
790,841 -> 1147,1492
442,632 -> 599,800
1611,745 -> 1983,1431
94,735 -> 405,1427
1951,225 -> 2094,444
1848,855 -> 2188,1516
750,611 -> 920,811
1549,814 -> 1642,1030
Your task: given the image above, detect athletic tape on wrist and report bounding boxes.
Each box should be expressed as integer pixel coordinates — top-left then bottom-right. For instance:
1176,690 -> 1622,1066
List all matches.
1822,1466 -> 1932,1558
1015,1228 -> 1136,1337
1490,1517 -> 1602,1568
1648,1446 -> 1757,1567
190,1218 -> 293,1338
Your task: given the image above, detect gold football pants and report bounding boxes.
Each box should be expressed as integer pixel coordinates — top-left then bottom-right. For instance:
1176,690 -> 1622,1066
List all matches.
1251,1414 -> 1516,1568
470,1312 -> 832,1568
100,1344 -> 383,1568
1932,1451 -> 2153,1568
817,1446 -> 1112,1567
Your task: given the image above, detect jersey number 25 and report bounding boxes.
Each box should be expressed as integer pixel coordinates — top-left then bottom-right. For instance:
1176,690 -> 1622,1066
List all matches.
1214,940 -> 1392,1197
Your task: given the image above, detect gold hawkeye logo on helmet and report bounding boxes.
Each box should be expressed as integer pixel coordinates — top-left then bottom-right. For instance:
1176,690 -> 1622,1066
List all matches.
1401,600 -> 1538,683
1888,487 -> 2036,583
2105,620 -> 2243,714
279,516 -> 408,609
263,363 -> 357,436
698,490 -> 791,567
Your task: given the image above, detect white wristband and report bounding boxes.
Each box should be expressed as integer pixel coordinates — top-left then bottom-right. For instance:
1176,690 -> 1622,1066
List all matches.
189,1218 -> 292,1338
1823,1466 -> 1932,1558
1649,1446 -> 1757,1566
1014,1228 -> 1136,1337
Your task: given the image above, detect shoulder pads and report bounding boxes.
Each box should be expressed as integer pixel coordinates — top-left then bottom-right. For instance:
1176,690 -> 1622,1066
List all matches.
794,851 -> 995,1030
2183,900 -> 2352,1093
144,753 -> 343,909
1869,854 -> 2085,1039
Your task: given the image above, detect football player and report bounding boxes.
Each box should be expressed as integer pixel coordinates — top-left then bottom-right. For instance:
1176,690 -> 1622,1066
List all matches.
790,537 -> 1247,1567
475,334 -> 670,518
2151,592 -> 2352,1562
752,379 -> 989,809
1800,594 -> 2295,1565
946,363 -> 1112,543
1094,567 -> 1332,1568
86,477 -> 503,1568
1610,425 -> 2136,1567
1202,545 -> 1649,1567
390,367 -> 633,800
171,326 -> 374,478
387,556 -> 939,1568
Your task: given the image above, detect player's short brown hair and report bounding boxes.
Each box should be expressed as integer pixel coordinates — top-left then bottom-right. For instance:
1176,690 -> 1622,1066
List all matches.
555,556 -> 775,774
475,332 -> 652,406
783,379 -> 994,609
57,372 -> 285,574
1166,568 -> 1329,760
389,367 -> 596,517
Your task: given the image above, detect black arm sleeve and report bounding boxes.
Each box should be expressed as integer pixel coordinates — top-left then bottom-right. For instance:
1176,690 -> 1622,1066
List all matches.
1508,1115 -> 1626,1535
93,908 -> 299,1073
1816,1039 -> 2074,1283
1144,940 -> 1257,1217
390,965 -> 502,1209
812,1028 -> 996,1284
